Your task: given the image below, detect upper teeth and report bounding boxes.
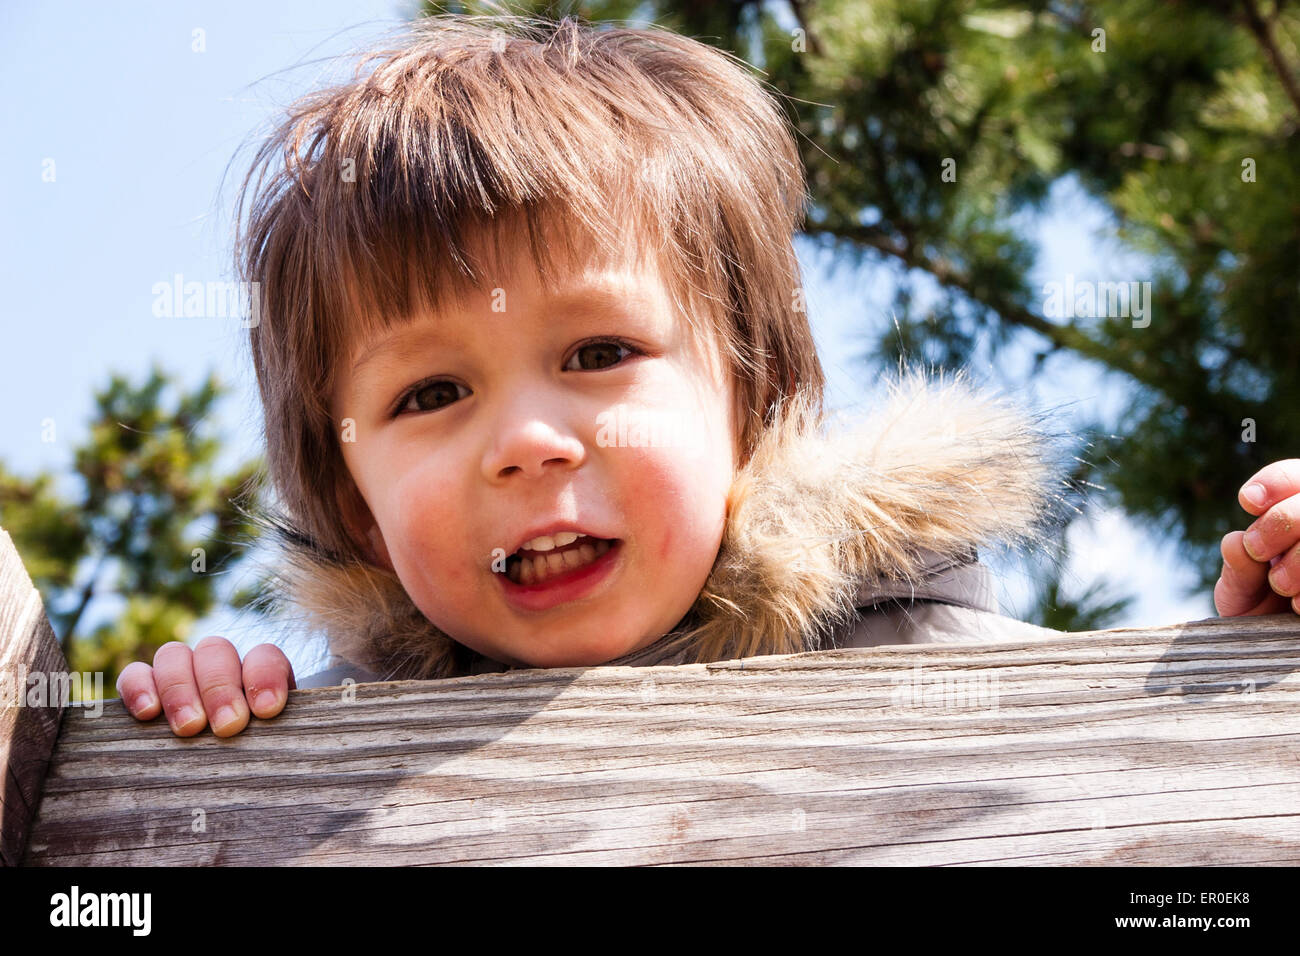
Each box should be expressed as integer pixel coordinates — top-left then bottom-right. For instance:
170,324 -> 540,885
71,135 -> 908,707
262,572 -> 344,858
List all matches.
518,531 -> 583,552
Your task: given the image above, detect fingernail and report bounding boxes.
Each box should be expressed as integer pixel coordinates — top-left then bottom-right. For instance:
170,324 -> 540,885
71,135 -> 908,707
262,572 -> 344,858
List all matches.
1243,529 -> 1266,560
254,690 -> 278,713
1270,565 -> 1293,594
131,693 -> 154,713
1243,483 -> 1267,508
173,705 -> 203,731
212,705 -> 239,733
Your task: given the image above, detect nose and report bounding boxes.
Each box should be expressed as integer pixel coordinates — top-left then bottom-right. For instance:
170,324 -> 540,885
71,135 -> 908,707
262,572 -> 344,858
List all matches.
482,408 -> 586,482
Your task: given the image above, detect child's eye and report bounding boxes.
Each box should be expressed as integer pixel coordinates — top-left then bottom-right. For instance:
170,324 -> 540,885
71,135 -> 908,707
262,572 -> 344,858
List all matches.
390,338 -> 641,418
392,380 -> 469,417
564,337 -> 640,372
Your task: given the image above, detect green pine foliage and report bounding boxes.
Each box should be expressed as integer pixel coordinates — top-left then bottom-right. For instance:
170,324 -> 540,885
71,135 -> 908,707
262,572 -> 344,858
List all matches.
0,366 -> 267,698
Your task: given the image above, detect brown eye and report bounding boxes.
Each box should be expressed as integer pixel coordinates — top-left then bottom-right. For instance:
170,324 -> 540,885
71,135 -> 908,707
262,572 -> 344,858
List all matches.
566,340 -> 633,371
400,381 -> 467,415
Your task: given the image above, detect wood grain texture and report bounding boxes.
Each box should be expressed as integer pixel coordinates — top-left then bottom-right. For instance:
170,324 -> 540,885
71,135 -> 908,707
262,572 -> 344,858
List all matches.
1,529 -> 68,867
22,614 -> 1300,866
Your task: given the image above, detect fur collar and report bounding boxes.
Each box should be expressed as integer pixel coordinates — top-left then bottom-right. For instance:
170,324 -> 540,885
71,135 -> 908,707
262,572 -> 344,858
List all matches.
250,368 -> 1074,680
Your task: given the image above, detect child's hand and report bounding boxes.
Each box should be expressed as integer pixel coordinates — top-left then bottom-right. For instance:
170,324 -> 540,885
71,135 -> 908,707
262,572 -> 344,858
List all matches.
116,637 -> 296,737
1215,460 -> 1300,617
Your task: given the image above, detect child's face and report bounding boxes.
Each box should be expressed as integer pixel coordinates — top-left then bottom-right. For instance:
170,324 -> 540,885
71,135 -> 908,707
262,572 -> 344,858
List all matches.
331,234 -> 739,668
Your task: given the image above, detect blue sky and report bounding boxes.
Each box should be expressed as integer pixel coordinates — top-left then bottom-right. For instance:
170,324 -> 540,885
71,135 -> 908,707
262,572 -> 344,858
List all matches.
0,1 -> 1217,678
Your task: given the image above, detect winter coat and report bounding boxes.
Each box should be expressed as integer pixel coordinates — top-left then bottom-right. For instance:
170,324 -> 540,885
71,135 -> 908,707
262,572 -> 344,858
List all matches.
266,369 -> 1074,689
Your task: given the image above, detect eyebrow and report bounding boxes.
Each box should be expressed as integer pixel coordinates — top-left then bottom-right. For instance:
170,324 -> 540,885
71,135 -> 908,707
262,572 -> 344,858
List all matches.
349,284 -> 647,376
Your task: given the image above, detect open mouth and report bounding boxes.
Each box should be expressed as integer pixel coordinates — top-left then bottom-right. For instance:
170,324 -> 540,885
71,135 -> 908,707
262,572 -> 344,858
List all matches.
504,533 -> 619,586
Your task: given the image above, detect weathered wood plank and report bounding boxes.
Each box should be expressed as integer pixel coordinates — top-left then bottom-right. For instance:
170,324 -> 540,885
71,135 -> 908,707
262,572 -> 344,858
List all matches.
0,529 -> 68,866
22,614 -> 1300,865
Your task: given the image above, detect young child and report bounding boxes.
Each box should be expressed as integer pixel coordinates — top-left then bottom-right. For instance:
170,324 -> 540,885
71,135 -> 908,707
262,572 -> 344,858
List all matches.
116,13 -> 1300,738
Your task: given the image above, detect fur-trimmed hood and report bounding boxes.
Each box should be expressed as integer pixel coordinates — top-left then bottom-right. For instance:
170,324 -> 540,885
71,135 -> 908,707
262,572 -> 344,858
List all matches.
252,367 -> 1075,682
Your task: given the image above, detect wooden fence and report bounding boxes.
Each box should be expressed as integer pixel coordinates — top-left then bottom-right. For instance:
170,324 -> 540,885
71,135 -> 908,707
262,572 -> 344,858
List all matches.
4,528 -> 1300,866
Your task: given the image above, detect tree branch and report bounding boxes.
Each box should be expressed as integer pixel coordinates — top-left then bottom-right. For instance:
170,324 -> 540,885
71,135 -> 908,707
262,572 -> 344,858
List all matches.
1240,0 -> 1300,120
816,222 -> 1186,401
788,0 -> 824,56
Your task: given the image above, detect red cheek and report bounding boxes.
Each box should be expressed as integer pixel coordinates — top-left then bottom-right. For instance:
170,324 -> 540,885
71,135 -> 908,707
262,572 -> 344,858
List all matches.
657,525 -> 673,562
625,450 -> 682,563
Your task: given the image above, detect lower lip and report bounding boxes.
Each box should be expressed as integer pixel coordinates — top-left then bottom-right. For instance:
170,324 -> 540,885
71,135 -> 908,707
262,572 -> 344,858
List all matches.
498,539 -> 622,612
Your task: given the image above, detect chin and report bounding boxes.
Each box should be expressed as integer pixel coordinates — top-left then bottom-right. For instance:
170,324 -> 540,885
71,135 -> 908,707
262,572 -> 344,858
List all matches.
516,636 -> 638,669
524,648 -> 619,669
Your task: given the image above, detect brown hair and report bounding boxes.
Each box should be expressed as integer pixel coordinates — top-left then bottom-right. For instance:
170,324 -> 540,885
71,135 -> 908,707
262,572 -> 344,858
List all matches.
235,11 -> 825,562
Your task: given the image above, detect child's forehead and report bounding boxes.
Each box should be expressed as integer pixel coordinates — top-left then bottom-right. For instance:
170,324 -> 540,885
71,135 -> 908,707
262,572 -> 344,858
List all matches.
343,232 -> 703,358
489,221 -> 674,300
345,275 -> 696,384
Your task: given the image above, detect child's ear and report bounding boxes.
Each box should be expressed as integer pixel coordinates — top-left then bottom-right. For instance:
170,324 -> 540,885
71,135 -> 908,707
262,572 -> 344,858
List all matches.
335,481 -> 394,572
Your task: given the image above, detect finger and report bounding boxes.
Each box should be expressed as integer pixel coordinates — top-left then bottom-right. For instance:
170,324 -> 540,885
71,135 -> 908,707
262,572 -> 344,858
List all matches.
1216,576 -> 1292,616
1264,539 -> 1300,600
1238,459 -> 1300,516
115,662 -> 162,720
1221,530 -> 1267,574
241,644 -> 296,719
193,636 -> 250,738
152,642 -> 207,737
1241,493 -> 1300,562
1215,532 -> 1273,615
